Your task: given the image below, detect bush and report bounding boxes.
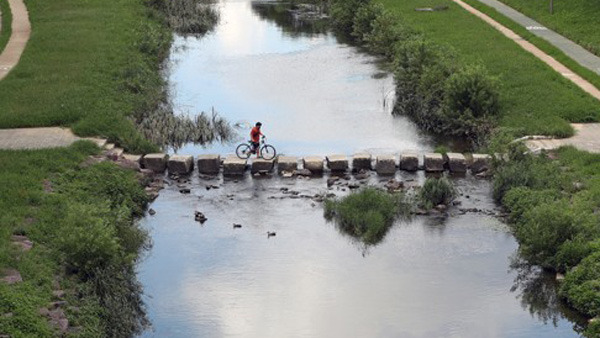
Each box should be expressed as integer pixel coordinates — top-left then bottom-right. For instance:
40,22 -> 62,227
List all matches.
393,37 -> 456,128
515,201 -> 578,269
351,2 -> 384,44
501,187 -> 560,224
560,252 -> 600,317
324,188 -> 410,245
330,0 -> 370,36
363,10 -> 408,58
440,64 -> 500,143
418,177 -> 456,209
56,203 -> 121,275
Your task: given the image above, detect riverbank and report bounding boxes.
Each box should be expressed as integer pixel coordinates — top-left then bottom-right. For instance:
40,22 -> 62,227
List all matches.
0,0 -> 173,336
376,0 -> 600,139
493,145 -> 600,336
0,0 -> 170,153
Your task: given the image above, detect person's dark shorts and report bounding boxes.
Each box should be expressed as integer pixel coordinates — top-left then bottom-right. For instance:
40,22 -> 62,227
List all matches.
251,142 -> 260,151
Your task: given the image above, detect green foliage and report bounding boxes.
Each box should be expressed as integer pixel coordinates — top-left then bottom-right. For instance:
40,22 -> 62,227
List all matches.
351,2 -> 383,44
330,0 -> 370,36
324,188 -> 410,245
434,145 -> 449,155
493,146 -> 600,336
515,201 -> 578,269
560,252 -> 600,317
418,177 -> 456,209
362,10 -> 407,58
0,144 -> 150,336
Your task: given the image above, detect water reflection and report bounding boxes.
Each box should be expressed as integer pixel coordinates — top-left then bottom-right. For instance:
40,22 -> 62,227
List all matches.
166,0 -> 432,156
509,257 -> 588,333
251,1 -> 329,37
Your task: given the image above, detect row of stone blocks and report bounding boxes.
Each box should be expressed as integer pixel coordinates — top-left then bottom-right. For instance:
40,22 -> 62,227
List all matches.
139,153 -> 492,176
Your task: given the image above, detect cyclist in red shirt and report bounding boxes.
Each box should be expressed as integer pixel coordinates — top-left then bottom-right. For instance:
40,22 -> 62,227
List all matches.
250,122 -> 264,157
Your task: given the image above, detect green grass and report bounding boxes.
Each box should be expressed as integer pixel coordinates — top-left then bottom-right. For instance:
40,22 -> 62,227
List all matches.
496,0 -> 600,57
0,142 -> 150,336
378,0 -> 600,138
462,0 -> 600,93
0,0 -> 168,153
0,0 -> 12,53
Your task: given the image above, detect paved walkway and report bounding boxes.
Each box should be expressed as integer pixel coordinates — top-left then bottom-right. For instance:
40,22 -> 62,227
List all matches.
525,124 -> 600,153
474,0 -> 600,76
453,0 -> 600,101
0,127 -> 106,150
0,0 -> 30,81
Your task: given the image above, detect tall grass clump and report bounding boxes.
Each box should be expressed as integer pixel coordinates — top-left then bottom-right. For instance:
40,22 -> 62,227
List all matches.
324,188 -> 411,245
146,0 -> 219,35
418,177 -> 456,210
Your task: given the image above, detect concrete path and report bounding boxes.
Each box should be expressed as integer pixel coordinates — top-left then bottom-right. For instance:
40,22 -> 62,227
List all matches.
473,0 -> 600,76
453,0 -> 600,101
525,123 -> 600,154
0,0 -> 30,81
0,127 -> 106,150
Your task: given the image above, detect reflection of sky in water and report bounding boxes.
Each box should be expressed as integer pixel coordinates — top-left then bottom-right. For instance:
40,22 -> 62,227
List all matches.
138,175 -> 582,337
166,0 -> 432,156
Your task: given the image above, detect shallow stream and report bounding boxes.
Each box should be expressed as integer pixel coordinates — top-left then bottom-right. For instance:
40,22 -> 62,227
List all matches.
137,1 -> 586,336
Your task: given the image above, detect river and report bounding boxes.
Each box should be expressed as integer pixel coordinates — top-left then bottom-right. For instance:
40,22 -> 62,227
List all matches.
137,1 -> 586,337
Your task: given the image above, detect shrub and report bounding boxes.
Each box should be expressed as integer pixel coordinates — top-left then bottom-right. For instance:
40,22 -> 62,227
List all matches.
440,64 -> 500,143
560,251 -> 600,317
56,203 -> 121,275
351,2 -> 384,44
393,37 -> 456,128
418,177 -> 456,209
324,188 -> 410,245
363,10 -> 408,58
501,187 -> 560,224
515,201 -> 577,269
330,0 -> 370,36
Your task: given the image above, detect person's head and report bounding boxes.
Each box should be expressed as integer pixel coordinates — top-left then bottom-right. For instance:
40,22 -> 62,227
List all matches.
255,122 -> 262,129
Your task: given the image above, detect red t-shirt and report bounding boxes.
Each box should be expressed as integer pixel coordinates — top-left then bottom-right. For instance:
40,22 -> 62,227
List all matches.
250,127 -> 262,143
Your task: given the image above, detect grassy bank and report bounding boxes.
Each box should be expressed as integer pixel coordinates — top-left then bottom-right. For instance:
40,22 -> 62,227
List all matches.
494,145 -> 600,336
496,0 -> 600,57
0,143 -> 151,336
0,0 -> 170,153
462,0 -> 600,91
0,0 -> 12,53
377,0 -> 600,138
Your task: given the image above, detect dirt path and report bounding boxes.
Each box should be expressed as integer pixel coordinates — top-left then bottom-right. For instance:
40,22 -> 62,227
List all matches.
0,0 -> 30,81
453,0 -> 600,101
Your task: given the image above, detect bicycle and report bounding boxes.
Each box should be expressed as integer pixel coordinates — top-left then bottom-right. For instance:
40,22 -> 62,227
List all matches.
236,136 -> 277,160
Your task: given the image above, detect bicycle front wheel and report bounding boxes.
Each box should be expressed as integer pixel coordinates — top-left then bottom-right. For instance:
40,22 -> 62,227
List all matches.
260,144 -> 277,160
236,143 -> 252,159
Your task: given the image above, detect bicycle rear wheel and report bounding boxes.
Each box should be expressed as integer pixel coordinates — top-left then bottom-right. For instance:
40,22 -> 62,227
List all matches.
236,143 -> 252,159
260,144 -> 276,160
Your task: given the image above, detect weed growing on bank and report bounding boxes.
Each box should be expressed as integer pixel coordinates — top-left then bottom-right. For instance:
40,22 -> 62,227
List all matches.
493,145 -> 600,336
146,0 -> 219,35
324,188 -> 411,245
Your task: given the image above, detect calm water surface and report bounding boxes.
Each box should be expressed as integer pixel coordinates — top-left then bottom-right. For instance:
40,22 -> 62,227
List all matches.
138,1 -> 585,337
167,0 -> 431,156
